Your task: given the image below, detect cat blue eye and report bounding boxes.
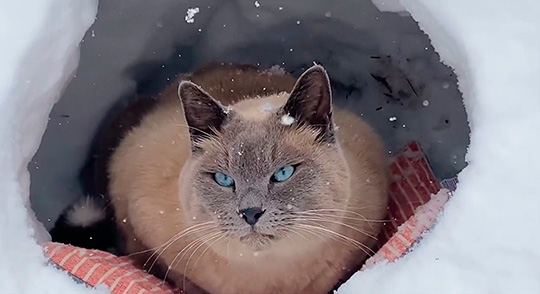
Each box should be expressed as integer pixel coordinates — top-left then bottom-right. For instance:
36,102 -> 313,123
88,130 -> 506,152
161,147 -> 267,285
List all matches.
214,172 -> 235,187
272,165 -> 295,182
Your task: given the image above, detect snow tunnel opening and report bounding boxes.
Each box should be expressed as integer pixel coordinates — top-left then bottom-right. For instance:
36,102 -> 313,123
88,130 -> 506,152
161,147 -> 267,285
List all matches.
27,0 -> 470,288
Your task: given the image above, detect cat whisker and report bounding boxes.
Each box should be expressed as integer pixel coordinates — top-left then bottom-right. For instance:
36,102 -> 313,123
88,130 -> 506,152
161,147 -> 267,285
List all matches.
296,209 -> 389,222
282,229 -> 302,247
184,234 -> 226,290
292,226 -> 327,242
296,209 -> 390,231
127,221 -> 214,258
295,226 -> 369,256
164,231 -> 221,284
295,224 -> 375,256
292,217 -> 377,240
143,222 -> 215,272
297,212 -> 393,232
281,227 -> 310,243
294,211 -> 390,225
182,233 -> 222,275
295,224 -> 372,256
147,226 -> 216,274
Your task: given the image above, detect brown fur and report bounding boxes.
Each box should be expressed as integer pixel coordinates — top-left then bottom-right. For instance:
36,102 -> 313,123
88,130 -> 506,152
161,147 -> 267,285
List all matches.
107,63 -> 389,294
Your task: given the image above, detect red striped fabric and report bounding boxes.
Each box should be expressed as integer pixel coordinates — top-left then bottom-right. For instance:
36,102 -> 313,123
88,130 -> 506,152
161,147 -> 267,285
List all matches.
363,188 -> 450,268
43,243 -> 181,294
43,141 -> 451,293
378,141 -> 442,246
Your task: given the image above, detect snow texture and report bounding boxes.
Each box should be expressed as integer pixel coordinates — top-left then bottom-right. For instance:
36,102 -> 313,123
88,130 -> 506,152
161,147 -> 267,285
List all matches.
0,1 -> 107,293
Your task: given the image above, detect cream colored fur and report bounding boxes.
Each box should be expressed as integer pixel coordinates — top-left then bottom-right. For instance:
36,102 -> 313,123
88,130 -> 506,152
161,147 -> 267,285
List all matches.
108,64 -> 389,294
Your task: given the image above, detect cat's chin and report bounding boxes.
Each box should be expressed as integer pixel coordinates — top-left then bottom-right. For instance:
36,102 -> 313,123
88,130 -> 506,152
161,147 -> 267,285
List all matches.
239,231 -> 276,251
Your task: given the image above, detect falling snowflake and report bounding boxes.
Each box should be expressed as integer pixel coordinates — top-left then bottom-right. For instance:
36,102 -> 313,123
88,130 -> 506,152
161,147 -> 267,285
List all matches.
185,7 -> 200,24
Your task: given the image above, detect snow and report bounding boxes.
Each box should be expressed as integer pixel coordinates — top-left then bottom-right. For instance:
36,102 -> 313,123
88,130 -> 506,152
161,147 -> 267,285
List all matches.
0,1 -> 106,293
0,0 -> 534,293
184,7 -> 200,24
371,0 -> 407,15
339,0 -> 540,293
280,114 -> 295,125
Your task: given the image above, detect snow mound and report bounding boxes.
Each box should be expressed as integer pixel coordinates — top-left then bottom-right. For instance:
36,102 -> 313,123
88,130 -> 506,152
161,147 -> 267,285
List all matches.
0,1 -> 105,293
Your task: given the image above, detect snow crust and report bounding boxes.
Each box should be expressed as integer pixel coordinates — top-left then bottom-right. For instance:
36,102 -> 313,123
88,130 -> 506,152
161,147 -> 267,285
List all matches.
339,0 -> 540,293
0,1 -> 105,293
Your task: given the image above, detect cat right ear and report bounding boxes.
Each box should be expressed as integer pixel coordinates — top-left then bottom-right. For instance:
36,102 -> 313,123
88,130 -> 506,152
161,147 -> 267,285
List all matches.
177,81 -> 229,147
281,64 -> 334,143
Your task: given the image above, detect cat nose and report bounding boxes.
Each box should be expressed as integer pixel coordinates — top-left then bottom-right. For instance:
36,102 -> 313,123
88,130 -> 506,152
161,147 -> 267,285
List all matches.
239,207 -> 265,226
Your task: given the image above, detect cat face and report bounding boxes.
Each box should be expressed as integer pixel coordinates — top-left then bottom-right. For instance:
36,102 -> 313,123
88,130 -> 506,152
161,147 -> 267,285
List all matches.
178,65 -> 350,254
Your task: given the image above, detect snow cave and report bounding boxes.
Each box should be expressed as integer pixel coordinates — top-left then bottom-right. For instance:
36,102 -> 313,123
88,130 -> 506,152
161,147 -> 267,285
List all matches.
1,0 -> 539,293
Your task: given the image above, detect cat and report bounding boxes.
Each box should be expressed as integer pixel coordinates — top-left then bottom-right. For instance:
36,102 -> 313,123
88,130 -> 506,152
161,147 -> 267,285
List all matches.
55,63 -> 389,294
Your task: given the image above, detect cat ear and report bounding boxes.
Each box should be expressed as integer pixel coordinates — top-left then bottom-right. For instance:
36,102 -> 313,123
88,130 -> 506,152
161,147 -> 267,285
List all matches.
281,64 -> 334,142
177,81 -> 229,146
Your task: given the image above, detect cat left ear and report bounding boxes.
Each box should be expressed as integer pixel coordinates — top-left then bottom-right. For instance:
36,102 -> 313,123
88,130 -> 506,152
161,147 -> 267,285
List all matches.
177,81 -> 229,147
281,64 -> 334,142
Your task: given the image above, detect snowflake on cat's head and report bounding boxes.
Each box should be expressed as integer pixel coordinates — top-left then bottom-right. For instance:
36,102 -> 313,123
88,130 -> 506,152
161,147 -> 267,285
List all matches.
280,114 -> 295,125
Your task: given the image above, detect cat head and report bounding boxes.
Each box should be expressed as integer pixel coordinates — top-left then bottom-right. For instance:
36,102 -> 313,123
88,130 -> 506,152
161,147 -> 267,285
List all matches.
177,65 -> 350,256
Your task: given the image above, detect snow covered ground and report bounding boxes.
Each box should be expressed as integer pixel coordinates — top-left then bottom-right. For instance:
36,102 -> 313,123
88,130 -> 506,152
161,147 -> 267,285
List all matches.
0,0 -> 538,293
